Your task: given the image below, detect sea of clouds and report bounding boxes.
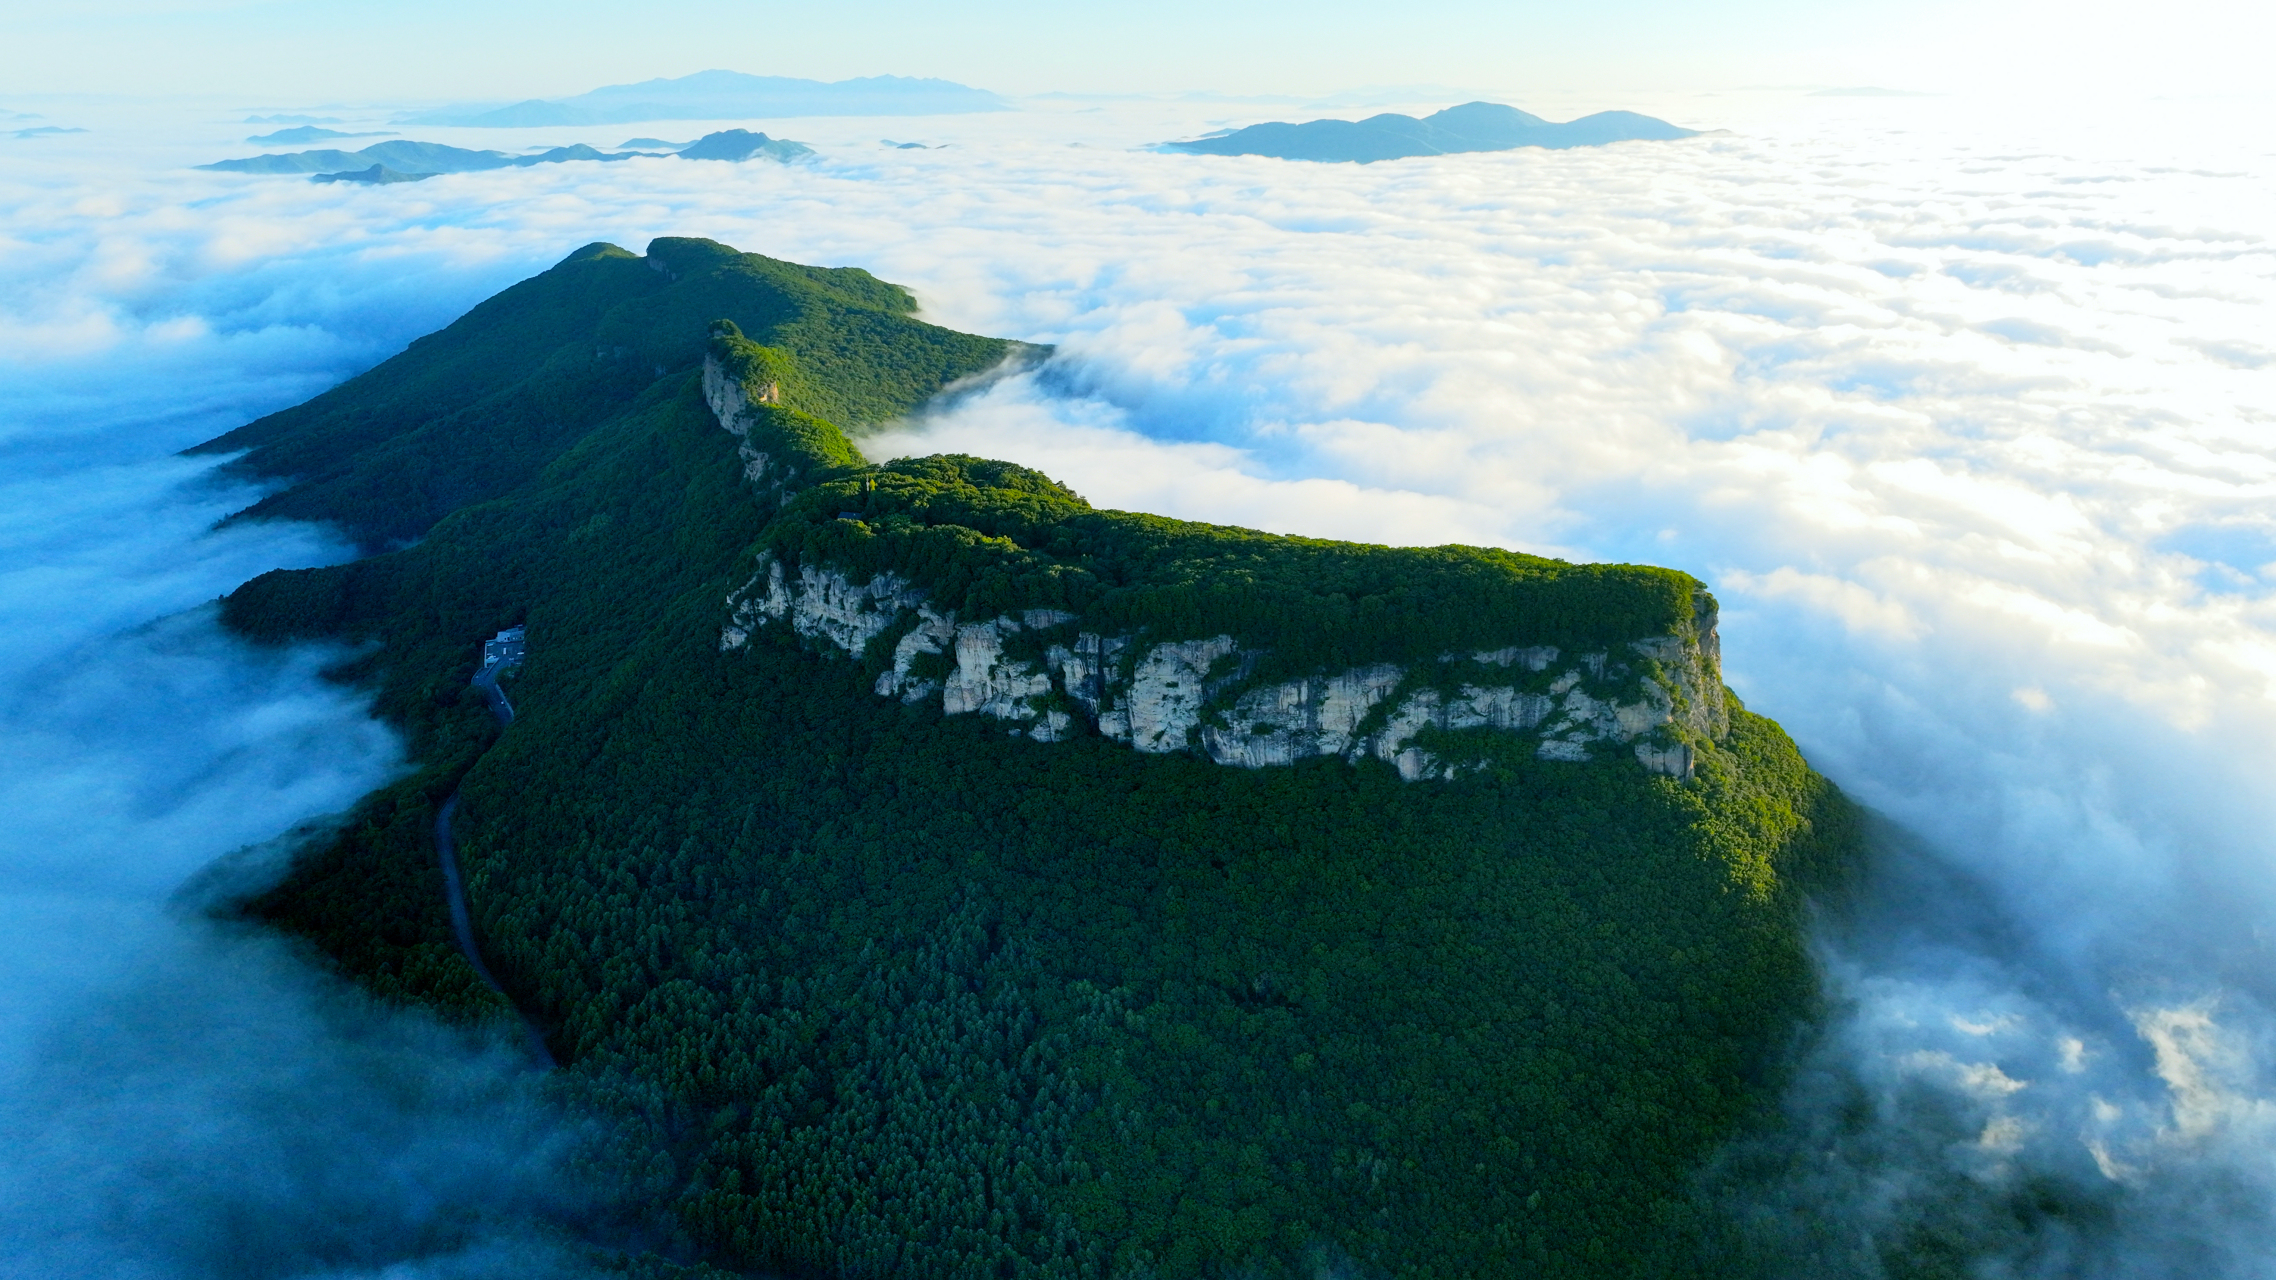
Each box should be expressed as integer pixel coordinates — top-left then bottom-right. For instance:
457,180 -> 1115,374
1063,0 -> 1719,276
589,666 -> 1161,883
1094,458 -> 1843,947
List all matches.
3,88 -> 2271,1273
0,109 -> 626,1277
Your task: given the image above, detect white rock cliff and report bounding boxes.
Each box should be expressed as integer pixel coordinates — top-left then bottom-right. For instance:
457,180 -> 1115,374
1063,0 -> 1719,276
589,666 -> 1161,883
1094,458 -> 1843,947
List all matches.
721,553 -> 1725,779
706,349 -> 1725,779
704,355 -> 805,501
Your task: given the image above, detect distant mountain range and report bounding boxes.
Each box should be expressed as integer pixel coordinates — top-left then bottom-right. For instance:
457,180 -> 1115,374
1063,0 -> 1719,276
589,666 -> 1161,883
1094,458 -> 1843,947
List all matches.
248,126 -> 395,145
198,130 -> 813,178
401,70 -> 1007,128
1168,102 -> 1697,163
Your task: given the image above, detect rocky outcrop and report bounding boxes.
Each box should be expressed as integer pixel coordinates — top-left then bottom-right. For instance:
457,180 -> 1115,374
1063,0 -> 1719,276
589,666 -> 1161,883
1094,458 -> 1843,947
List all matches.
704,354 -> 810,502
721,554 -> 1728,779
1117,637 -> 1237,753
720,556 -> 924,655
873,605 -> 1073,736
703,343 -> 1724,779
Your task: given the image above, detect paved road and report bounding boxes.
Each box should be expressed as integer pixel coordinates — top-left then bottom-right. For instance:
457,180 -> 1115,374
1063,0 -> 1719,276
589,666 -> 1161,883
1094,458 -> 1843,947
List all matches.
471,660 -> 516,725
436,658 -> 552,1065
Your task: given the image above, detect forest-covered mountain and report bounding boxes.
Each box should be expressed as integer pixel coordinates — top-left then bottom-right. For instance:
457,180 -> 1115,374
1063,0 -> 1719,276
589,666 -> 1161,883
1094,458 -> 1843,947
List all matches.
206,237 -> 1858,1278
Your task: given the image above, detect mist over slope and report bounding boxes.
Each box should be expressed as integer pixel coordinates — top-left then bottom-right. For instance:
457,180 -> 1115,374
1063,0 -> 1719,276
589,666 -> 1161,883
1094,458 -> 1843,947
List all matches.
2,92 -> 2273,1273
0,236 -> 625,1276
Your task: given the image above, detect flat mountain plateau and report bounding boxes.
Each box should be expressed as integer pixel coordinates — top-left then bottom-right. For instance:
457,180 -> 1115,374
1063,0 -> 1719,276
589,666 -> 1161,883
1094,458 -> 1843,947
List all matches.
202,237 -> 1857,1279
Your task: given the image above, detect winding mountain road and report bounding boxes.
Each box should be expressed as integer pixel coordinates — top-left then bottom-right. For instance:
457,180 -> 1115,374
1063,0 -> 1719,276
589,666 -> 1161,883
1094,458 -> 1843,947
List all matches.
471,658 -> 515,724
438,646 -> 553,1065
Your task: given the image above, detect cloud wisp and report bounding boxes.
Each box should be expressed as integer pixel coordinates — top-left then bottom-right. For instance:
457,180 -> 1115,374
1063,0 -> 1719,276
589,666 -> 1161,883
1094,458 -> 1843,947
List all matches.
4,91 -> 2273,1271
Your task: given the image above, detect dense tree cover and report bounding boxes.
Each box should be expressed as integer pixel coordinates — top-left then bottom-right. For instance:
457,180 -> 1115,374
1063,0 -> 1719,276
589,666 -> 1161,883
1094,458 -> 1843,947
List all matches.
193,237 -> 1019,550
216,241 -> 1861,1277
229,384 -> 1855,1277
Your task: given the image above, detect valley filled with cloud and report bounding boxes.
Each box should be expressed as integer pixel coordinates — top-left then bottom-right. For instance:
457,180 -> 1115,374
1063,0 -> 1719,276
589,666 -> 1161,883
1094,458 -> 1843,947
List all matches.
3,90 -> 2272,1273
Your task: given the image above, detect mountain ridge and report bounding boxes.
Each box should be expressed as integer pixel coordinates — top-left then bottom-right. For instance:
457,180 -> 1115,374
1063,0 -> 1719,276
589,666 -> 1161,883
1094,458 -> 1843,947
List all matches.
208,236 -> 1857,1279
704,327 -> 1726,781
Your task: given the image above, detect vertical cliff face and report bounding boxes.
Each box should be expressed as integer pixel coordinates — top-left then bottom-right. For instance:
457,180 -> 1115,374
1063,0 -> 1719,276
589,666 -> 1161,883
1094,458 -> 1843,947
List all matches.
721,552 -> 1727,779
705,350 -> 824,500
705,345 -> 1730,780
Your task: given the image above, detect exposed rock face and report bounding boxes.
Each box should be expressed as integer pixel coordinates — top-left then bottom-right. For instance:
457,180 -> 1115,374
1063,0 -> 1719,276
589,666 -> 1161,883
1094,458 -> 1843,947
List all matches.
1121,637 -> 1237,753
704,356 -> 803,501
706,365 -> 1724,779
1198,664 -> 1401,768
721,554 -> 1728,779
720,557 -> 921,655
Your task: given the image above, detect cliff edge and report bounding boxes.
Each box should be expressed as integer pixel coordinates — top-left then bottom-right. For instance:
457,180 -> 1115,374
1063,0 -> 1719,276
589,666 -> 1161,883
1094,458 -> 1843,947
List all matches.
704,331 -> 1729,783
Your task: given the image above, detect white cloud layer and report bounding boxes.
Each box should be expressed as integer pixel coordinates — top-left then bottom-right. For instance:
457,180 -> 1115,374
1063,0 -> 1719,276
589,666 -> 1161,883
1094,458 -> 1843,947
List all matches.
0,168 -> 618,1269
3,92 -> 2273,1270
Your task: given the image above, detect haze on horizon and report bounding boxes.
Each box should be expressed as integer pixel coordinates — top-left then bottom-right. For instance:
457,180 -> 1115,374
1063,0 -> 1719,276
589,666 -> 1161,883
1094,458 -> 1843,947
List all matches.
1,0 -> 2268,107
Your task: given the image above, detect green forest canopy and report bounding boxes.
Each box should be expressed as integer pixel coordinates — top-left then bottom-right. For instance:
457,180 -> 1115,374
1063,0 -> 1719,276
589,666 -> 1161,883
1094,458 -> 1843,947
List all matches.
195,237 -> 1019,550
210,237 -> 1860,1279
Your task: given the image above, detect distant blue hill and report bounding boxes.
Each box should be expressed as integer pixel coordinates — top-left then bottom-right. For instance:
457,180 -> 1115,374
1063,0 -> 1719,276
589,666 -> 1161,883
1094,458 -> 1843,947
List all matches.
202,140 -> 521,174
1168,102 -> 1697,162
249,126 -> 395,145
402,70 -> 1006,127
198,130 -> 813,177
673,129 -> 814,162
312,164 -> 430,185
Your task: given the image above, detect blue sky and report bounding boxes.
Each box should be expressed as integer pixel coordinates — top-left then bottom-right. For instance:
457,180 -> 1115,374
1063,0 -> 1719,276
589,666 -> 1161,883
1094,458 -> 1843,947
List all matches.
5,0 -> 2264,103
